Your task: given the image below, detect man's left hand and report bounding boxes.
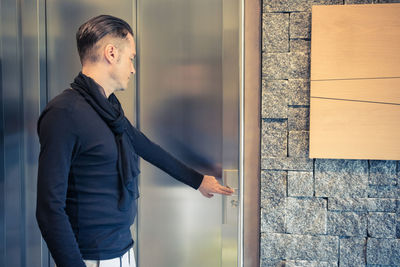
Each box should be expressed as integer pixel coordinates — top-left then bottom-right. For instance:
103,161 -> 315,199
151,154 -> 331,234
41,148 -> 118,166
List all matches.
198,175 -> 235,198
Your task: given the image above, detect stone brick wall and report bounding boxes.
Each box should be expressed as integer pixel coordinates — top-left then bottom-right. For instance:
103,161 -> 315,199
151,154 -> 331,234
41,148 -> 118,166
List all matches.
260,0 -> 400,266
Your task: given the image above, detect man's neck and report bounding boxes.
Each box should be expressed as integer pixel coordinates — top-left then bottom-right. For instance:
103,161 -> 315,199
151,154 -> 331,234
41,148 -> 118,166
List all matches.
81,66 -> 114,98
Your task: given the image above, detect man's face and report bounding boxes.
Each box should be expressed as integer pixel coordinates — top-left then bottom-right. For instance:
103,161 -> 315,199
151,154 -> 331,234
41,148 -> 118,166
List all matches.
112,33 -> 136,91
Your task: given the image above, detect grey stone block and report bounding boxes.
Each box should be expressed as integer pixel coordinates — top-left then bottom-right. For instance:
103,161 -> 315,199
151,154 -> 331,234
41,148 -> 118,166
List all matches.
286,234 -> 339,262
327,211 -> 367,237
397,161 -> 400,186
328,198 -> 368,212
365,264 -> 400,267
261,195 -> 286,211
369,160 -> 397,186
262,157 -> 313,171
310,0 -> 343,7
261,171 -> 287,200
367,238 -> 400,265
290,39 -> 311,52
262,13 -> 289,52
397,200 -> 400,238
284,260 -> 337,266
288,106 -> 309,131
262,130 -> 288,158
263,0 -> 291,13
288,171 -> 314,197
262,53 -> 290,80
260,259 -> 285,267
367,199 -> 398,213
262,52 -> 309,80
328,197 -> 397,212
262,118 -> 288,132
289,52 -> 310,79
374,0 -> 400,3
339,237 -> 367,266
368,186 -> 400,198
290,12 -> 311,39
288,79 -> 310,105
345,0 -> 373,3
288,131 -> 309,157
260,233 -> 287,263
261,198 -> 286,233
315,159 -> 368,198
286,197 -> 327,234
262,79 -> 288,119
263,0 -> 342,13
260,233 -> 339,262
368,212 -> 396,238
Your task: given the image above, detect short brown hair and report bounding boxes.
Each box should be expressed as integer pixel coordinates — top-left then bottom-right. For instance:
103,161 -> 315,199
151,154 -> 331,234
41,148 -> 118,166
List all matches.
76,15 -> 133,64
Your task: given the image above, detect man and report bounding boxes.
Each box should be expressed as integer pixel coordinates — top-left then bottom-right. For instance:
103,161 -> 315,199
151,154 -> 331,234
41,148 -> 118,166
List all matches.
36,15 -> 234,267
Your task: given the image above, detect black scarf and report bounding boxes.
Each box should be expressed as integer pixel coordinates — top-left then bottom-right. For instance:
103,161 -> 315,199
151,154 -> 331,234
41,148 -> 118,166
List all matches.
71,72 -> 140,211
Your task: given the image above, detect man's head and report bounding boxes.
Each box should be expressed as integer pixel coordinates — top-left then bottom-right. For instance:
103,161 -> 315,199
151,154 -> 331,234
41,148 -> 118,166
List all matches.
76,15 -> 133,64
77,15 -> 136,92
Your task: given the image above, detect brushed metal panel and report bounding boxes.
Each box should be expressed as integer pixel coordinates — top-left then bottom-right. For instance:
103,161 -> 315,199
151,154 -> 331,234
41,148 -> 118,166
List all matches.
1,1 -> 23,266
45,1 -> 136,264
0,1 -> 4,265
222,0 -> 240,266
311,78 -> 400,104
46,0 -> 136,124
1,1 -> 48,266
311,4 -> 400,80
137,0 -> 240,266
137,0 -> 223,265
21,0 -> 44,266
310,97 -> 400,160
243,0 -> 261,265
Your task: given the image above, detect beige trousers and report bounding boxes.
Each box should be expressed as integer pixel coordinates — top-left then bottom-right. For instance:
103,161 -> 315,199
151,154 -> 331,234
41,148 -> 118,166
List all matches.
84,248 -> 136,267
55,248 -> 136,267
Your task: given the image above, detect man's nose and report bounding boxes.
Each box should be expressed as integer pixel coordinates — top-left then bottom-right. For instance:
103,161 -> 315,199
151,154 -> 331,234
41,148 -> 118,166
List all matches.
131,61 -> 136,74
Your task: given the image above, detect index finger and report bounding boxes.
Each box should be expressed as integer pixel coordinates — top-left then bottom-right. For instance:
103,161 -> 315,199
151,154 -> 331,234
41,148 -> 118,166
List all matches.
219,185 -> 235,194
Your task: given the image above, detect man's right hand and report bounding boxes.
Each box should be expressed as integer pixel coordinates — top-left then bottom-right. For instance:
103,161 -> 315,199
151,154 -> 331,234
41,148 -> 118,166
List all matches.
198,175 -> 235,198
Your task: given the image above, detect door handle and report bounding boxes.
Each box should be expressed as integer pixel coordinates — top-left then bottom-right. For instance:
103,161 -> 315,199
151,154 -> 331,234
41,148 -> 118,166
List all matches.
222,169 -> 239,225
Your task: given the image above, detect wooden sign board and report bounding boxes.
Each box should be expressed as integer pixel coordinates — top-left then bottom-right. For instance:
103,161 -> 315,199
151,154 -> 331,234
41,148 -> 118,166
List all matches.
310,4 -> 400,160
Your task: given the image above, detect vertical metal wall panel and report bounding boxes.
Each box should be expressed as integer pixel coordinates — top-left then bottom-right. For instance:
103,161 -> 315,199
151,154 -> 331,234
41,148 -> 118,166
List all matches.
221,1 -> 240,265
21,0 -> 44,266
0,0 -> 136,266
0,0 -> 5,265
45,1 -> 136,264
1,0 -> 23,266
137,0 -> 223,265
45,0 -> 136,125
0,0 -> 46,266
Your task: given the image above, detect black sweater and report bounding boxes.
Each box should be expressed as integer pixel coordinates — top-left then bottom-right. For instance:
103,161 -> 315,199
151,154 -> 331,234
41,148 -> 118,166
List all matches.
36,88 -> 204,267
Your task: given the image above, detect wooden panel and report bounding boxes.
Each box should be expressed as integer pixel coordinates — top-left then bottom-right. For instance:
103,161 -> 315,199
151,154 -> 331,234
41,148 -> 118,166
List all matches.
310,98 -> 400,160
311,78 -> 400,104
311,4 -> 400,80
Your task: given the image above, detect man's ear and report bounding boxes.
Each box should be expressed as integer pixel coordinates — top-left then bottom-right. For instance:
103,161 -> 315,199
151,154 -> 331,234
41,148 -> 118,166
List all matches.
104,44 -> 118,64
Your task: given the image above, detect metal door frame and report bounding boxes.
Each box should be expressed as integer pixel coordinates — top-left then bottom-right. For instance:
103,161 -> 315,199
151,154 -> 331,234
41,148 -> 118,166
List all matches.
242,0 -> 261,266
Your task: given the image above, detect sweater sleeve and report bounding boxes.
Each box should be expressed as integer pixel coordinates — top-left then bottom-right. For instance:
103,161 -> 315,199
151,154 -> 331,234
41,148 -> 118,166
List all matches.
36,107 -> 86,267
126,122 -> 204,189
